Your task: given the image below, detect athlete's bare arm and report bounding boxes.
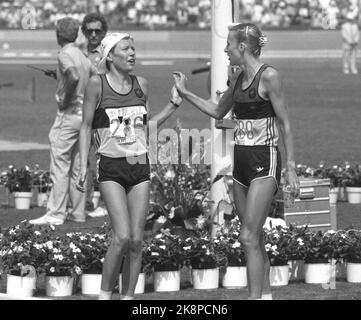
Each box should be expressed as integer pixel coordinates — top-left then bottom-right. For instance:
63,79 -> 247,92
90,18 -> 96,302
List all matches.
137,76 -> 182,127
77,75 -> 101,192
172,71 -> 238,120
261,67 -> 299,194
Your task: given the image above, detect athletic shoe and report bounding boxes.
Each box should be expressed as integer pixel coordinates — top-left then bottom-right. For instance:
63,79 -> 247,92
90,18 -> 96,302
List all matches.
66,214 -> 86,223
87,207 -> 108,218
351,69 -> 358,75
343,69 -> 350,74
29,214 -> 64,225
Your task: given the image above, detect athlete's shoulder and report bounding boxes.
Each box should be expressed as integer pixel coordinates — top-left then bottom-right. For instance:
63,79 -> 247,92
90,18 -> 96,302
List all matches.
261,66 -> 281,86
87,74 -> 102,92
134,75 -> 148,94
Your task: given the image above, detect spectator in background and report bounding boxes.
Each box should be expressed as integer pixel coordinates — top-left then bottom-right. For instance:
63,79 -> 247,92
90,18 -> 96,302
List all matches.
341,0 -> 360,74
30,17 -> 96,226
80,13 -> 109,217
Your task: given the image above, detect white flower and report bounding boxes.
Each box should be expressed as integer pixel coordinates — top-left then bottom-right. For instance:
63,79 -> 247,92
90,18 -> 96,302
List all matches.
205,249 -> 211,255
50,225 -> 55,231
164,169 -> 175,180
271,245 -> 278,251
54,254 -> 64,261
232,242 -> 241,248
45,241 -> 53,249
196,215 -> 207,228
159,245 -> 166,250
297,238 -> 304,246
50,267 -> 55,273
265,244 -> 272,251
151,252 -> 159,256
156,216 -> 167,224
9,229 -> 16,235
155,233 -> 163,239
15,246 -> 23,253
273,234 -> 280,239
100,258 -> 104,263
34,231 -> 41,236
74,266 -> 82,275
52,248 -> 61,253
34,243 -> 43,250
202,245 -> 207,249
183,246 -> 191,251
168,207 -> 175,220
214,239 -> 219,244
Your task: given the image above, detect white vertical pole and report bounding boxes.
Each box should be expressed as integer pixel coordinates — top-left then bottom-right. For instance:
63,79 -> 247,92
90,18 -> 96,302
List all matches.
210,0 -> 236,234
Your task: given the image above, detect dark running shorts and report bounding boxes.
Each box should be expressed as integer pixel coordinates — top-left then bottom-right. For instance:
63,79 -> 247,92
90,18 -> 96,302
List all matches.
97,153 -> 150,192
233,145 -> 281,190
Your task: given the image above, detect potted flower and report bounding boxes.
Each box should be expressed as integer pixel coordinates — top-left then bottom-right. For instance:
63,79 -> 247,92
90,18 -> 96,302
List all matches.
143,229 -> 185,292
2,165 -> 33,210
183,230 -> 225,290
284,224 -> 309,281
341,163 -> 361,204
68,232 -> 109,295
264,226 -> 291,286
149,129 -> 212,235
38,236 -> 82,297
337,229 -> 361,283
0,221 -> 54,297
313,162 -> 344,204
303,230 -> 335,284
215,217 -> 247,288
32,166 -> 52,207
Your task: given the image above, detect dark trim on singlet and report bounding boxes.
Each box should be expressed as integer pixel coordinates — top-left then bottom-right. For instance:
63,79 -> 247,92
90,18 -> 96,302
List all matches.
232,64 -> 276,120
92,74 -> 147,129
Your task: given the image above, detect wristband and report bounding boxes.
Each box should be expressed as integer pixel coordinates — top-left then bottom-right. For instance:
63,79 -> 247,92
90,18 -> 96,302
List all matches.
170,100 -> 180,108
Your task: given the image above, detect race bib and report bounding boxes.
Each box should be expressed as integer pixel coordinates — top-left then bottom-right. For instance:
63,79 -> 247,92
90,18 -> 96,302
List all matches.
234,119 -> 255,146
105,106 -> 147,144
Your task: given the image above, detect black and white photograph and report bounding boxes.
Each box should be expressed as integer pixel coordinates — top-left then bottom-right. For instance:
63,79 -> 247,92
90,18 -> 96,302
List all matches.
0,0 -> 361,304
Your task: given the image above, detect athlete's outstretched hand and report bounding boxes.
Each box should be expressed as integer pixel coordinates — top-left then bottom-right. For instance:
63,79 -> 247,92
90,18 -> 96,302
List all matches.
171,85 -> 182,106
285,167 -> 300,198
172,71 -> 188,97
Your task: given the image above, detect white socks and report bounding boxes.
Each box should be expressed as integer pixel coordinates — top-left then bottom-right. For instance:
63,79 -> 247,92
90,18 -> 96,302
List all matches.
99,290 -> 112,300
120,295 -> 134,300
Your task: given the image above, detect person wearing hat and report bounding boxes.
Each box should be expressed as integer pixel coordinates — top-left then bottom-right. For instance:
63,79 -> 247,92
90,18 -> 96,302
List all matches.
76,32 -> 182,300
30,17 -> 97,226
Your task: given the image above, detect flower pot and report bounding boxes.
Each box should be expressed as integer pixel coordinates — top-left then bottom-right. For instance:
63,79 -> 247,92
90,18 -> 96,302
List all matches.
304,263 -> 331,284
270,265 -> 289,286
191,268 -> 219,290
6,274 -> 35,297
81,273 -> 102,295
329,187 -> 339,205
45,276 -> 74,297
346,263 -> 361,283
14,192 -> 33,210
37,192 -> 48,207
153,270 -> 180,292
346,187 -> 361,204
92,191 -> 101,208
119,273 -> 146,294
288,260 -> 305,281
222,266 -> 247,288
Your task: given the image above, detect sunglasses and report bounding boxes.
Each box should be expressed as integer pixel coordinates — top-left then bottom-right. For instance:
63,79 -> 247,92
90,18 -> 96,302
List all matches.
85,29 -> 103,36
